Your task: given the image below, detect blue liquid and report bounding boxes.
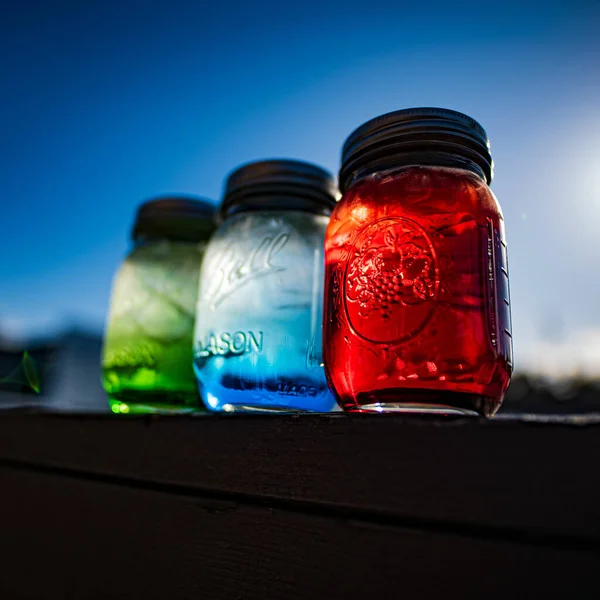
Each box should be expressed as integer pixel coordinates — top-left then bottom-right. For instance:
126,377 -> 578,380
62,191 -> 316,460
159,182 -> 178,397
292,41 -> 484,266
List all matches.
193,315 -> 335,413
194,362 -> 335,413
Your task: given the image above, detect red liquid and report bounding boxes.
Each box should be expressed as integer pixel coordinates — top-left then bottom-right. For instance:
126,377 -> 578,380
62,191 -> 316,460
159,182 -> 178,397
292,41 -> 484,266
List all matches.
323,167 -> 512,416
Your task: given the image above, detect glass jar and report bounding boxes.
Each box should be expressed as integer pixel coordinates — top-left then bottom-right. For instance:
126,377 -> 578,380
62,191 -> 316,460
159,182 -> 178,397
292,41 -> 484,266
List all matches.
324,108 -> 513,416
193,160 -> 337,413
102,197 -> 216,414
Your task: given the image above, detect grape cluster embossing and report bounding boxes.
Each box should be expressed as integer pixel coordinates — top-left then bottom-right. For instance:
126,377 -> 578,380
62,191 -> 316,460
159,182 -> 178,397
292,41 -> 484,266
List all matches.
344,218 -> 438,343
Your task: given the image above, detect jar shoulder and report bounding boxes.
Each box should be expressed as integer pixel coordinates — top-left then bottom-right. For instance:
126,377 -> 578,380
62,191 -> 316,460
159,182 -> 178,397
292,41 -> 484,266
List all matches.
207,210 -> 329,248
122,239 -> 205,264
330,166 -> 502,236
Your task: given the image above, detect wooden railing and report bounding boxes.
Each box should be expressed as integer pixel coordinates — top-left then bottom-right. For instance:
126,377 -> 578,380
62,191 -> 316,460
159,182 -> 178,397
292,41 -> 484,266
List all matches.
1,413 -> 599,599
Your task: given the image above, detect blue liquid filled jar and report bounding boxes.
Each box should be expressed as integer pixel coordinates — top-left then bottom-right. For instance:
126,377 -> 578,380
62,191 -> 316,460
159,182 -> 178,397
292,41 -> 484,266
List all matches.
193,160 -> 337,412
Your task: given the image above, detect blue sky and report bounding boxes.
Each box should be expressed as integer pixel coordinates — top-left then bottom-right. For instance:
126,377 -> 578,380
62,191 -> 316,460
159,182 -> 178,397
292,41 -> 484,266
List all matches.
1,0 -> 599,376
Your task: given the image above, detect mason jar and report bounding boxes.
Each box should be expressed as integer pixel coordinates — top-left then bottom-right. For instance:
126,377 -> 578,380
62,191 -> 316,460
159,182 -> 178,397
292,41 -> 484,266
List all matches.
193,160 -> 337,413
103,196 -> 216,414
324,108 -> 513,416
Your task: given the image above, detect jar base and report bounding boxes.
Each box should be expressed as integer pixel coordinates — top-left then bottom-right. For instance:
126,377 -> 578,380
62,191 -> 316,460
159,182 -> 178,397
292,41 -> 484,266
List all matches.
198,379 -> 337,413
344,402 -> 479,416
339,388 -> 499,417
107,391 -> 204,415
218,403 -> 307,414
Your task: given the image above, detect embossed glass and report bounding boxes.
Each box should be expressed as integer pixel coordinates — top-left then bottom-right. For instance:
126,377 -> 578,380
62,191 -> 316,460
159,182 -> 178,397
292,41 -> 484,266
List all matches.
193,160 -> 337,412
324,108 -> 513,416
103,197 -> 216,414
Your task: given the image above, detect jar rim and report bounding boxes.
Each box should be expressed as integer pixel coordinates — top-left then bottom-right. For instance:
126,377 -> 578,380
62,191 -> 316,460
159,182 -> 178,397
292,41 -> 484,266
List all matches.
221,159 -> 337,218
132,196 -> 217,242
339,108 -> 493,191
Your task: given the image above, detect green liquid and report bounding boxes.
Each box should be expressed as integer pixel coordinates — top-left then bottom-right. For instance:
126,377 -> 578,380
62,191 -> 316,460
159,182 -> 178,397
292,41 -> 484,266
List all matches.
102,240 -> 206,413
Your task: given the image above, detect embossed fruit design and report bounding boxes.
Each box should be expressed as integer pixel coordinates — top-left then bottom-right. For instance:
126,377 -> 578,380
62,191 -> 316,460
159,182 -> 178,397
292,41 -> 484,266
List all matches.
345,218 -> 438,343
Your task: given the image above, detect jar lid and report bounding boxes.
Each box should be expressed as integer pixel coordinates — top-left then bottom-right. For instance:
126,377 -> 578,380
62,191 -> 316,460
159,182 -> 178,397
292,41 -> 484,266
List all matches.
339,107 -> 494,191
221,159 -> 337,218
132,196 -> 217,242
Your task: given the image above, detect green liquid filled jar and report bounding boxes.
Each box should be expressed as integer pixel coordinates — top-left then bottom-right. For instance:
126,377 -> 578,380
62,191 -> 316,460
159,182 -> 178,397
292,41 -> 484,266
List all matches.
102,196 -> 216,414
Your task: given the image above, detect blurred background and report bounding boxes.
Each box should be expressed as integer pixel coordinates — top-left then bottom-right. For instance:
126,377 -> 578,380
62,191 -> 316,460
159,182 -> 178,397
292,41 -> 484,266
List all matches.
1,0 -> 599,412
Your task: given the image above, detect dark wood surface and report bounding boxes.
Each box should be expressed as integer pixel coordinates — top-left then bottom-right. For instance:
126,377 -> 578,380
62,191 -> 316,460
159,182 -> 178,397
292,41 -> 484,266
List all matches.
1,413 -> 599,599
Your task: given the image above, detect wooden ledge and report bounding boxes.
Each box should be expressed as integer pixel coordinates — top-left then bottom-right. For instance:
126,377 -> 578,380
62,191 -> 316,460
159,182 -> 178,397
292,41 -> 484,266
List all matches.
1,413 -> 599,598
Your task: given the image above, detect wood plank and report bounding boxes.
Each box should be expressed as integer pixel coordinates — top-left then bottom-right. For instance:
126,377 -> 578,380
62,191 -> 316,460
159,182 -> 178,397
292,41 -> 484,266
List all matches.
0,414 -> 599,544
1,465 -> 599,600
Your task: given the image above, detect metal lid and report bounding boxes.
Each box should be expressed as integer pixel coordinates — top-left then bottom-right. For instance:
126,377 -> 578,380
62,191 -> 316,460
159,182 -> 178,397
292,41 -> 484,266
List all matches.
339,107 -> 494,191
221,159 -> 337,218
132,196 -> 217,242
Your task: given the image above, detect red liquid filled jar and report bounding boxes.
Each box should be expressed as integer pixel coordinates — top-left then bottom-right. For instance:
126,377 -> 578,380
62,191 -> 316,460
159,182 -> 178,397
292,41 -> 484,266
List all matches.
324,108 -> 513,416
